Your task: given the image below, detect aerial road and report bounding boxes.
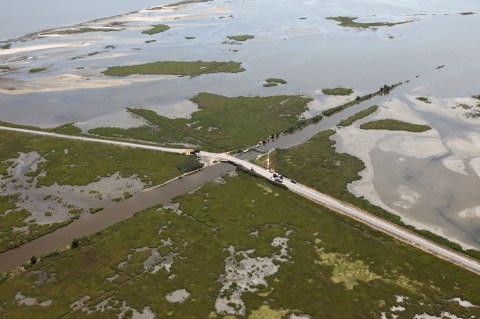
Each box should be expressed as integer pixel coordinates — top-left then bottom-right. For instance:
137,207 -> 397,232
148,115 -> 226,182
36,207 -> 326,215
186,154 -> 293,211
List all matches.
201,151 -> 480,275
1,125 -> 480,275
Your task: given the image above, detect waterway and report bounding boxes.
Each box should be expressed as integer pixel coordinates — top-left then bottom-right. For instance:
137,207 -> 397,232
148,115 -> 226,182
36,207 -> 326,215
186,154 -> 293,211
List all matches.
0,0 -> 171,41
1,0 -> 480,268
0,163 -> 234,271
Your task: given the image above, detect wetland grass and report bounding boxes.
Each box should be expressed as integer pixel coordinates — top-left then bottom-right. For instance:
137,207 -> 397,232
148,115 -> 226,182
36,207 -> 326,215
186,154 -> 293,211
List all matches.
338,105 -> 379,126
327,16 -> 410,28
90,93 -> 312,152
226,34 -> 254,41
1,172 -> 479,318
102,61 -> 245,77
360,119 -> 431,132
322,87 -> 353,96
142,24 -> 170,35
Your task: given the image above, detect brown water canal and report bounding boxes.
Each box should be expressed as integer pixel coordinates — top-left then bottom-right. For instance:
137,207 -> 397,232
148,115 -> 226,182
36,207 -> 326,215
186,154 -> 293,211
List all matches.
0,163 -> 234,271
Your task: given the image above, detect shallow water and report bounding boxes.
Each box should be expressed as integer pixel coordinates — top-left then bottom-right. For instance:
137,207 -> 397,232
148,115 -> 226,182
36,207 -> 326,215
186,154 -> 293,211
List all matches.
1,0 -> 479,127
0,0 -> 172,41
0,163 -> 234,271
371,148 -> 480,248
1,0 -> 480,265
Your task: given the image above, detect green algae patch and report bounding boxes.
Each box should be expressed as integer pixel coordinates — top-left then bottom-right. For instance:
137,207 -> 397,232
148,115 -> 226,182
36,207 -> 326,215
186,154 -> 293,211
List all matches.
264,78 -> 287,87
142,24 -> 170,35
227,34 -> 254,42
102,61 -> 245,77
360,119 -> 431,132
339,105 -> 379,126
327,16 -> 410,28
416,96 -> 431,104
29,68 -> 47,73
322,87 -> 353,96
249,305 -> 288,319
314,244 -> 380,290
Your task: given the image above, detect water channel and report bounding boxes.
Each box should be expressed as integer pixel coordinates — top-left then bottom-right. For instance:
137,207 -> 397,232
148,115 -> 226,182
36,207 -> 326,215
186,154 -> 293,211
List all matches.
0,79 -> 424,271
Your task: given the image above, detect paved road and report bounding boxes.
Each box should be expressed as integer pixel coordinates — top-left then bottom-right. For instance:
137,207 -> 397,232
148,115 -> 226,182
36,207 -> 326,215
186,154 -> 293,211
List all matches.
1,125 -> 480,275
201,151 -> 480,275
0,126 -> 188,154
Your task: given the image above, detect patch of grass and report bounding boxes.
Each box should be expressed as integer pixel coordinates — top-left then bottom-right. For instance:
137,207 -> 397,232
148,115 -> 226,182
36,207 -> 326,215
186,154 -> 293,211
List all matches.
263,83 -> 278,87
0,66 -> 10,70
90,93 -> 312,152
102,61 -> 245,77
51,27 -> 123,35
87,52 -> 100,56
269,130 -> 480,261
0,128 -> 190,250
0,43 -> 12,50
0,130 -> 188,187
165,0 -> 213,7
266,78 -> 287,85
142,24 -> 170,35
145,40 -> 157,44
360,119 -> 431,132
339,105 -> 379,126
29,68 -> 47,73
327,16 -> 410,28
175,155 -> 204,173
0,172 -> 479,318
227,34 -> 255,42
322,87 -> 353,96
185,36 -> 196,40
322,83 -> 401,116
89,207 -> 104,214
0,195 -> 72,252
416,96 -> 431,103
0,121 -> 81,136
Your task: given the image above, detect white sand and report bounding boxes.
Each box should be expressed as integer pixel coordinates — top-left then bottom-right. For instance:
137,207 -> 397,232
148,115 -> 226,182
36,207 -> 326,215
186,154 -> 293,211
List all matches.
333,99 -> 478,248
378,135 -> 448,159
373,98 -> 430,124
458,207 -> 480,218
0,73 -> 166,95
407,94 -> 480,125
469,157 -> 480,177
107,13 -> 205,24
443,133 -> 480,176
0,42 -> 91,55
449,297 -> 479,308
442,156 -> 467,175
392,185 -> 420,210
165,289 -> 190,303
302,90 -> 360,118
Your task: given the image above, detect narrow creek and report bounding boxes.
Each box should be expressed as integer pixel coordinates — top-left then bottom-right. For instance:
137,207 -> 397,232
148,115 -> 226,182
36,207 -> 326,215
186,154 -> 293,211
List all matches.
0,79 -> 420,271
